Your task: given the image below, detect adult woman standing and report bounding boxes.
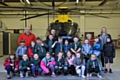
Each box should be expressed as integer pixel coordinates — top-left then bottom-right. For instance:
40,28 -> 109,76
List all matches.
98,27 -> 112,69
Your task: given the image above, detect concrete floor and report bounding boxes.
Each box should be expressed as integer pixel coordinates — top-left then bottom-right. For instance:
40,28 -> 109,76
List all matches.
0,49 -> 120,80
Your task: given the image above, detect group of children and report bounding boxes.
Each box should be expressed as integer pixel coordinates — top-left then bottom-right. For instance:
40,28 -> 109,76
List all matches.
3,34 -> 115,79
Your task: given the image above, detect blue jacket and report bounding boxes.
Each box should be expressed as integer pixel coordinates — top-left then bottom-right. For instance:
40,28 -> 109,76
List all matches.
92,42 -> 101,56
82,44 -> 92,55
16,46 -> 27,57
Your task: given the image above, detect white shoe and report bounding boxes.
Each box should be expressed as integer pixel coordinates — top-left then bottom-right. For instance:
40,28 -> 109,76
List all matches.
25,72 -> 29,78
89,73 -> 92,77
78,74 -> 81,77
81,75 -> 85,78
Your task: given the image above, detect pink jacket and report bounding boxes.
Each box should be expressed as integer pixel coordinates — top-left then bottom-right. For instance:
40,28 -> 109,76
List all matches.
66,55 -> 75,66
40,57 -> 56,73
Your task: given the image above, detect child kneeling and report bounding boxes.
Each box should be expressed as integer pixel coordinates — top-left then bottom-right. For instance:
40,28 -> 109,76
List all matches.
19,54 -> 31,78
3,53 -> 19,79
30,54 -> 42,77
55,51 -> 68,75
40,52 -> 56,77
86,54 -> 102,79
73,53 -> 85,78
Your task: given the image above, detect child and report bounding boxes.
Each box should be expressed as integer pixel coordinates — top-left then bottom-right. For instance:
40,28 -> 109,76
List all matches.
55,51 -> 68,75
82,39 -> 92,63
16,40 -> 27,60
40,52 -> 56,77
63,39 -> 70,58
35,37 -> 48,60
19,54 -> 31,78
86,54 -> 102,79
70,36 -> 82,55
31,54 -> 42,77
103,37 -> 115,73
45,34 -> 54,53
52,36 -> 64,57
92,37 -> 101,57
3,53 -> 19,79
66,51 -> 76,75
73,53 -> 85,78
28,41 -> 36,58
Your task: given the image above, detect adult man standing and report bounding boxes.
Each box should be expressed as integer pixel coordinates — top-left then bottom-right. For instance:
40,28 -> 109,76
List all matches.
18,27 -> 36,47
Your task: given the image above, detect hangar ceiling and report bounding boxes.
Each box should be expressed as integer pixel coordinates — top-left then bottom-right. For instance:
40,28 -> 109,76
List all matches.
0,0 -> 119,17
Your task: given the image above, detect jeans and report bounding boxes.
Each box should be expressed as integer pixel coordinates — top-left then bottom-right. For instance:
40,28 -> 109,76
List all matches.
31,65 -> 42,75
6,65 -> 18,75
43,65 -> 55,74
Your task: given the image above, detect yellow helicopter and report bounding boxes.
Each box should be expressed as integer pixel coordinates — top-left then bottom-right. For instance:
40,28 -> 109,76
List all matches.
20,6 -> 80,40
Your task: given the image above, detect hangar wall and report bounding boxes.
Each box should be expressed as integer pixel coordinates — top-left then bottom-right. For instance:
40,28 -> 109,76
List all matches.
0,15 -> 120,39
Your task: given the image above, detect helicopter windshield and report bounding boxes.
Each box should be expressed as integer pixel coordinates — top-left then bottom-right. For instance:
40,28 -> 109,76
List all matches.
49,22 -> 78,36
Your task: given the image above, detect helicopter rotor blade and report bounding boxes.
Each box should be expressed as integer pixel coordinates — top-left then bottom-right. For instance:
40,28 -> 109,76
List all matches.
0,1 -> 9,6
20,12 -> 55,21
0,6 -> 53,10
88,13 -> 110,18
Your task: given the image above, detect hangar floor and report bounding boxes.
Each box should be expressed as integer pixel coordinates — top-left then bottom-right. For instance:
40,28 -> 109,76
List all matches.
0,49 -> 120,80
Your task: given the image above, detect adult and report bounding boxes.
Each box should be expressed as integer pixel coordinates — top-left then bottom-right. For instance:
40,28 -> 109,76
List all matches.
98,27 -> 112,69
46,29 -> 58,42
18,27 -> 36,47
86,34 -> 94,45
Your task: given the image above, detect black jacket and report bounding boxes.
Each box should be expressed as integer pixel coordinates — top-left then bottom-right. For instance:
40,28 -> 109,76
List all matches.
103,42 -> 115,57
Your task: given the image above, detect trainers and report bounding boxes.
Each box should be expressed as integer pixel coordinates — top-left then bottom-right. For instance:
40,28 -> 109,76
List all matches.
20,73 -> 24,78
109,69 -> 113,73
89,73 -> 92,77
7,75 -> 11,79
97,73 -> 102,79
78,73 -> 81,77
33,74 -> 37,78
81,75 -> 85,78
52,73 -> 56,77
25,72 -> 29,78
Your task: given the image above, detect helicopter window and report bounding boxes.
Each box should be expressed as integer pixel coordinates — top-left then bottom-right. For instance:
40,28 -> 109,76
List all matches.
50,22 -> 78,36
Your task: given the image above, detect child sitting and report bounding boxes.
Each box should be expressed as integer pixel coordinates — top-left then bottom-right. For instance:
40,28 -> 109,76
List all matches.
16,40 -> 27,61
55,51 -> 68,75
92,37 -> 101,57
31,54 -> 42,77
70,36 -> 82,55
19,54 -> 31,78
73,53 -> 85,78
66,51 -> 76,75
82,39 -> 92,63
86,54 -> 102,79
3,53 -> 19,79
35,37 -> 48,60
40,52 -> 56,77
103,37 -> 115,73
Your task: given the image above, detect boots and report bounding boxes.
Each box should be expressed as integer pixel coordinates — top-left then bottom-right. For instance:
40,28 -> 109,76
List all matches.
109,69 -> 113,73
104,69 -> 108,73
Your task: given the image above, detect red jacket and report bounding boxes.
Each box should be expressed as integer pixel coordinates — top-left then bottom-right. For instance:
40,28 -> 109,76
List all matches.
18,33 -> 36,47
3,58 -> 19,70
28,48 -> 34,58
89,39 -> 94,45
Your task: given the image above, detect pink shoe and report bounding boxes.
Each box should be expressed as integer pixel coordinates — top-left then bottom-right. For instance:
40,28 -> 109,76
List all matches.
52,74 -> 56,77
